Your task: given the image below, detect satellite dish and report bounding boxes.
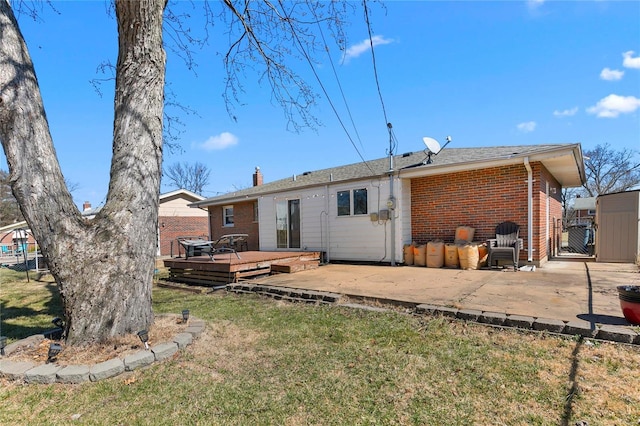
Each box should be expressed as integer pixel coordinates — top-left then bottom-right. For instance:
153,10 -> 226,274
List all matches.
423,137 -> 441,154
421,136 -> 452,164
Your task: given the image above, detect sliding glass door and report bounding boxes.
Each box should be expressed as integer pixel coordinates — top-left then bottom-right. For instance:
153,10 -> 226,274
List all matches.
276,199 -> 300,249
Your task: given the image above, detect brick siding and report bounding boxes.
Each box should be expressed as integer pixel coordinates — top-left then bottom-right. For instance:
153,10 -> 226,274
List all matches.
410,161 -> 562,264
209,201 -> 259,251
158,216 -> 209,256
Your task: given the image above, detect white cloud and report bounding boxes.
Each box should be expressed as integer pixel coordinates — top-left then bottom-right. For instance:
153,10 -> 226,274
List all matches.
517,121 -> 537,133
553,107 -> 578,117
527,0 -> 545,9
197,132 -> 238,151
600,67 -> 624,81
587,94 -> 640,118
623,51 -> 640,69
343,35 -> 393,63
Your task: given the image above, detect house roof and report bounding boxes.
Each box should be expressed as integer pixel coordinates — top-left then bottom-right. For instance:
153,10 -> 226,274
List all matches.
81,189 -> 205,218
0,221 -> 29,233
81,206 -> 102,218
573,196 -> 596,210
193,143 -> 585,207
159,188 -> 205,203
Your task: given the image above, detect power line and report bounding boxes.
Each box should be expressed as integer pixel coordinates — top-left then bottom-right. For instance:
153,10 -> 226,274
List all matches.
311,8 -> 366,154
280,1 -> 376,175
363,0 -> 392,146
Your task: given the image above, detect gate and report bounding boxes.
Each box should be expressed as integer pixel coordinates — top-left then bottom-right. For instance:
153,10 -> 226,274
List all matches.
553,219 -> 595,258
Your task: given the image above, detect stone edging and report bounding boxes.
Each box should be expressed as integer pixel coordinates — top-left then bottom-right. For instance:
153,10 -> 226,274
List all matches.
0,317 -> 205,384
229,283 -> 640,345
415,304 -> 640,345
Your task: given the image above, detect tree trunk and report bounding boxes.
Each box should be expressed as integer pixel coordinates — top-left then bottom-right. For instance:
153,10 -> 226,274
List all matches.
0,0 -> 166,345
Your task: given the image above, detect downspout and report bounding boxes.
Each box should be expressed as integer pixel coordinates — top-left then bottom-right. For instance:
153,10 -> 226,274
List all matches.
324,184 -> 330,263
524,157 -> 533,263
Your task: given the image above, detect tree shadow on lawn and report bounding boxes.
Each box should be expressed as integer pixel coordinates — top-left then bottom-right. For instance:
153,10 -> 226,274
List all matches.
0,281 -> 64,341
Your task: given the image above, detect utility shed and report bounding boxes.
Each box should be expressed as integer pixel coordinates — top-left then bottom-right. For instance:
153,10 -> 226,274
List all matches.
595,190 -> 640,263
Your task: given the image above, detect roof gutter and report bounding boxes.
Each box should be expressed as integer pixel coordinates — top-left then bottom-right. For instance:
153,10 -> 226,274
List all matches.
524,157 -> 533,263
398,144 -> 581,180
573,143 -> 587,185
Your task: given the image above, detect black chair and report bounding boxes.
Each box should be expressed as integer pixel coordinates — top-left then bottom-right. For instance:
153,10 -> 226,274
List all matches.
487,221 -> 521,271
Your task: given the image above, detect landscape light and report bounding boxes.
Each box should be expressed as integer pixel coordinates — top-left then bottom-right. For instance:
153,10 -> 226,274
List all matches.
52,317 -> 64,329
47,343 -> 62,363
0,336 -> 7,356
137,330 -> 149,350
182,309 -> 190,323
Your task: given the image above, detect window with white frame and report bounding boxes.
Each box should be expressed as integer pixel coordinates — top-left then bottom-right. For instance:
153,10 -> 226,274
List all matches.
337,188 -> 368,216
223,205 -> 234,227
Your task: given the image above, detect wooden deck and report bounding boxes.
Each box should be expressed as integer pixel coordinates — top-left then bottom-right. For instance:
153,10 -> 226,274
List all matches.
163,251 -> 321,286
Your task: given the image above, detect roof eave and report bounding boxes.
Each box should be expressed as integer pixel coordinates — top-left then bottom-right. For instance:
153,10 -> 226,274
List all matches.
399,144 -> 585,187
190,171 -> 392,208
160,188 -> 205,202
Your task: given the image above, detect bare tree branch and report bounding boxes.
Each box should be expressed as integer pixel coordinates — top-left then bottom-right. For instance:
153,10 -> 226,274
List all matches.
583,143 -> 640,196
219,0 -> 353,132
163,161 -> 211,195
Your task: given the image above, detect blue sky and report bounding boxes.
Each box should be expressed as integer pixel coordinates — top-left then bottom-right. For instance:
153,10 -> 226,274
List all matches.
2,0 -> 639,208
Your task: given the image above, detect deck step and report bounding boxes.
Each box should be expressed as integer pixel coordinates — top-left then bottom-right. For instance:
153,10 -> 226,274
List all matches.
271,260 -> 319,274
163,251 -> 321,286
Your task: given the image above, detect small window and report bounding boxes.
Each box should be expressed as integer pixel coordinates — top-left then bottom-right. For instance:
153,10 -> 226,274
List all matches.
353,188 -> 368,215
337,188 -> 368,216
337,191 -> 351,216
253,201 -> 259,222
223,205 -> 234,227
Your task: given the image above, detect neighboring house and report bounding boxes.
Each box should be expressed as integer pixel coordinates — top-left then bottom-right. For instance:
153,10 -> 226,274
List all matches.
157,189 -> 208,256
80,201 -> 102,219
0,221 -> 37,255
81,189 -> 209,256
191,144 -> 585,267
571,196 -> 596,226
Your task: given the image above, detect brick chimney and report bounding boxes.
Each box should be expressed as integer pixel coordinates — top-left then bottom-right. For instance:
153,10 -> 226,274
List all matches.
253,166 -> 263,187
83,201 -> 92,211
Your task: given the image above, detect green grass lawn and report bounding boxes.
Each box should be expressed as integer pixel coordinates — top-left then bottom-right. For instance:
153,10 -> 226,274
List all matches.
1,269 -> 639,425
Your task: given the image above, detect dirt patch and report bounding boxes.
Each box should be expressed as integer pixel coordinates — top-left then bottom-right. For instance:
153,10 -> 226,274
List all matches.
4,314 -> 187,366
